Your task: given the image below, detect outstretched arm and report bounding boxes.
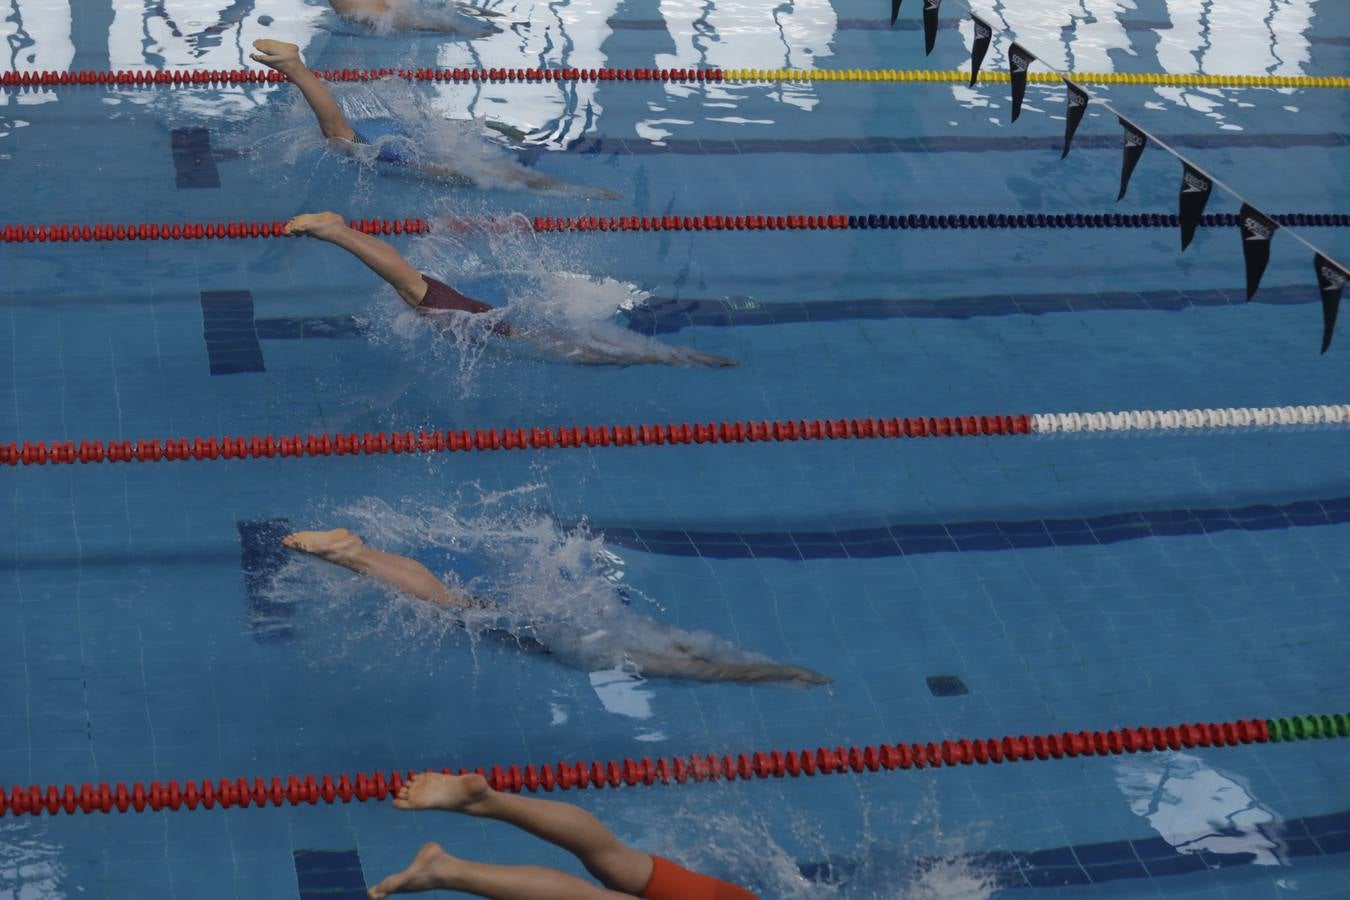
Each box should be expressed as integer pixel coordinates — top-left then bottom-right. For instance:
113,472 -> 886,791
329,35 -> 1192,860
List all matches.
250,40 -> 357,143
282,529 -> 474,609
630,651 -> 829,684
284,212 -> 429,308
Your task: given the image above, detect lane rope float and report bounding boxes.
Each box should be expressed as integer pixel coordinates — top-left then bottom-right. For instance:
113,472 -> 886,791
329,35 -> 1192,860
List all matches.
3,716 -> 1346,818
4,212 -> 1347,245
4,404 -> 1348,467
2,67 -> 1345,91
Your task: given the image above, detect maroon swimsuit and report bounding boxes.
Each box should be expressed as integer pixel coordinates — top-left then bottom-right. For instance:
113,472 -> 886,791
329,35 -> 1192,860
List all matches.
418,275 -> 511,335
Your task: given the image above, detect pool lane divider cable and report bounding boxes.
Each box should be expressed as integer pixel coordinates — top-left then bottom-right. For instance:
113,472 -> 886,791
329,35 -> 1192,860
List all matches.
1,716 -> 1343,817
3,212 -> 1348,245
1,67 -> 1345,91
4,404 -> 1348,467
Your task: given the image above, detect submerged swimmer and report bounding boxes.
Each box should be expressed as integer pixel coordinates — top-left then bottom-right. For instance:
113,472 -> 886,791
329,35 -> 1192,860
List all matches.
282,528 -> 826,685
367,771 -> 758,899
284,211 -> 737,367
249,39 -> 616,198
328,0 -> 503,34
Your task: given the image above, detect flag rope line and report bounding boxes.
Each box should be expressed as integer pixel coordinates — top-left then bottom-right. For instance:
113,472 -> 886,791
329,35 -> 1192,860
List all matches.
4,404 -> 1348,467
2,716 -> 1345,817
923,0 -> 1350,348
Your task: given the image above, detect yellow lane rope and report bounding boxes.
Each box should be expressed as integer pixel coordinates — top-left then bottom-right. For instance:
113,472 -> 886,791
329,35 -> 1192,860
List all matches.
719,69 -> 1348,89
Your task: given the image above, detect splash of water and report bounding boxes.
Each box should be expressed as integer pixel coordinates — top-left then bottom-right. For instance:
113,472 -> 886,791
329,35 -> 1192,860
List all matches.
628,782 -> 1001,899
262,491 -> 805,679
257,75 -> 552,196
375,220 -> 734,374
333,0 -> 504,37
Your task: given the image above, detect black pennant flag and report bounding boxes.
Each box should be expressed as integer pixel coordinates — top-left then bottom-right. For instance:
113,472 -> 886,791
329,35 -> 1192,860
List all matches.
1178,162 -> 1213,251
1117,117 -> 1147,201
970,15 -> 992,86
891,0 -> 903,27
1238,204 -> 1279,301
1317,253 -> 1350,353
1061,80 -> 1089,158
1009,43 -> 1035,122
923,0 -> 942,55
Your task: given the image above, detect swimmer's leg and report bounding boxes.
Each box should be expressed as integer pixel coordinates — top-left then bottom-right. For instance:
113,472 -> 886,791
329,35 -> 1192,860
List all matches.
282,528 -> 472,609
284,212 -> 428,309
368,842 -> 629,900
629,651 -> 830,685
250,40 -> 357,143
388,772 -> 654,895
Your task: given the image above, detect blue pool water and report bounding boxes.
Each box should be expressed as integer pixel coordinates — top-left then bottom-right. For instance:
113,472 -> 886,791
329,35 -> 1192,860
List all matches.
3,0 -> 1350,897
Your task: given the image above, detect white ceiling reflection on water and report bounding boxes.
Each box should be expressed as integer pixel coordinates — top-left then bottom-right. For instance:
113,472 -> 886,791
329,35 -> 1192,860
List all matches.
0,824 -> 65,899
107,0 -> 325,70
2,0 -> 72,106
426,0 -> 617,146
953,0 -> 1324,128
1115,752 -> 1285,866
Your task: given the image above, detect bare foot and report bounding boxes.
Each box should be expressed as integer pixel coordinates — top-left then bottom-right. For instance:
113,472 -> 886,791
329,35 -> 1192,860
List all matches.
281,528 -> 364,565
250,39 -> 304,74
284,212 -> 348,240
392,771 -> 492,814
368,842 -> 461,899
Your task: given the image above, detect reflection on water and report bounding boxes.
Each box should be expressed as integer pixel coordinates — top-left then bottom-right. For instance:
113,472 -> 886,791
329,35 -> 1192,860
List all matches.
0,824 -> 64,898
425,0 -> 618,145
1116,751 -> 1285,866
1,0 -> 72,106
653,0 -> 837,121
953,0 -> 1324,126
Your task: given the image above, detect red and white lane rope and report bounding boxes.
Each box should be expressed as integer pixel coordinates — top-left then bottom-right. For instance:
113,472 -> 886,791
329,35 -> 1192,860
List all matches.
2,404 -> 1346,468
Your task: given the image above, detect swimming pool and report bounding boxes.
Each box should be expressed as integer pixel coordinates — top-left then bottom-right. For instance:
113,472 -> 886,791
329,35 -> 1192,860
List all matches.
3,0 -> 1350,896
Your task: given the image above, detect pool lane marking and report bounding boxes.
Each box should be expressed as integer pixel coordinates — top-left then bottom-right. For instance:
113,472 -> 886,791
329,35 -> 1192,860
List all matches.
3,404 -> 1349,467
591,495 -> 1350,561
2,716 -> 1346,817
4,211 -> 1347,245
3,67 -> 1346,90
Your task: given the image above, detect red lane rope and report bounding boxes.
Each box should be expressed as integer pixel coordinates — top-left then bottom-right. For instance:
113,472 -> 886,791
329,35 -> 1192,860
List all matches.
7,213 -> 1346,245
0,718 -> 1271,818
0,67 -> 722,89
0,415 -> 1032,467
0,218 -> 436,245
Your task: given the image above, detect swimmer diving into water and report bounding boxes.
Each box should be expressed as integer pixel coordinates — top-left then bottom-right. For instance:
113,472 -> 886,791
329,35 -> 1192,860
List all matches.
367,771 -> 758,899
282,528 -> 826,685
283,212 -> 737,367
249,39 -> 617,198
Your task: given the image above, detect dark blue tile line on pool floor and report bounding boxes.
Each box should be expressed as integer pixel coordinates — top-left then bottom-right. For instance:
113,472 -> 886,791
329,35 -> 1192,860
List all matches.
238,518 -> 295,642
798,808 -> 1350,890
257,284 -> 1313,345
623,284 -> 1313,335
200,291 -> 265,375
293,849 -> 368,900
550,132 -> 1350,157
593,496 -> 1350,560
607,16 -> 1350,45
170,127 -> 220,190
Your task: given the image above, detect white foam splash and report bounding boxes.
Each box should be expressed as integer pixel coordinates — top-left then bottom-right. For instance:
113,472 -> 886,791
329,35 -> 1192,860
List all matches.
261,492 -> 787,679
331,0 -> 504,36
